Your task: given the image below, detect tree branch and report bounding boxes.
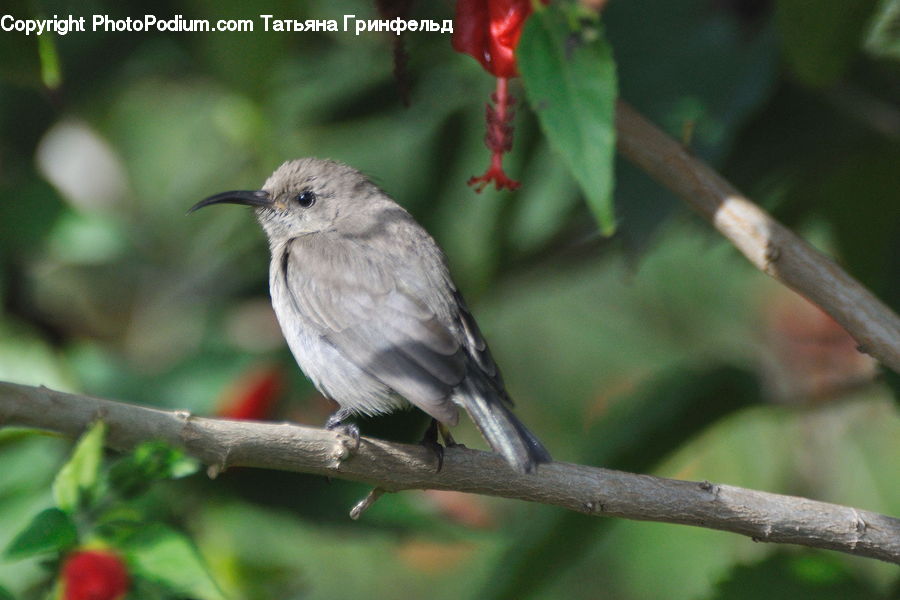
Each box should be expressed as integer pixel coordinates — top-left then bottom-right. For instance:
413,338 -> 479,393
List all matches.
2,381 -> 898,564
615,100 -> 900,374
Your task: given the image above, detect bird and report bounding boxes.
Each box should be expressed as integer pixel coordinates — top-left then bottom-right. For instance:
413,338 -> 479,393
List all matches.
189,158 -> 551,473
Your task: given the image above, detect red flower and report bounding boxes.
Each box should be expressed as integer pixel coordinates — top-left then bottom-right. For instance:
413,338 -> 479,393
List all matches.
216,364 -> 284,420
452,0 -> 538,78
452,0 -> 547,191
62,550 -> 130,600
468,78 -> 520,191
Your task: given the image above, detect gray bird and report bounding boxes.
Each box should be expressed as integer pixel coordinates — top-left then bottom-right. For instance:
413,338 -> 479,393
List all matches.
190,158 -> 550,472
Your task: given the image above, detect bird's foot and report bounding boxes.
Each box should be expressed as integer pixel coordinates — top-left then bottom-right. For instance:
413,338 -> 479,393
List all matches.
438,425 -> 467,450
326,409 -> 361,455
420,419 -> 446,473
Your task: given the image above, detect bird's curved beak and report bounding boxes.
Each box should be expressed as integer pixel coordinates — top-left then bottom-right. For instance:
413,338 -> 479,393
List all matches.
188,190 -> 271,214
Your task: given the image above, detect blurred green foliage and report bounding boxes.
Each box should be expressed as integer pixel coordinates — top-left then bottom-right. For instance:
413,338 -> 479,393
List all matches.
710,551 -> 883,599
0,0 -> 898,598
4,423 -> 210,598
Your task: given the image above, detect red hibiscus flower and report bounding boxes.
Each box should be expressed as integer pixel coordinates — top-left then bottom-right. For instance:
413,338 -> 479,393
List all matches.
452,0 -> 547,191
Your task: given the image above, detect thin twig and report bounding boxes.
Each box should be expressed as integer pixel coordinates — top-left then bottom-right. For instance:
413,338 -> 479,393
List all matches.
615,100 -> 900,374
1,381 -> 898,564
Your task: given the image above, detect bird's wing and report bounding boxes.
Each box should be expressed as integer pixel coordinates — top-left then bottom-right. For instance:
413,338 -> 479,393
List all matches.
453,290 -> 512,405
280,234 -> 466,424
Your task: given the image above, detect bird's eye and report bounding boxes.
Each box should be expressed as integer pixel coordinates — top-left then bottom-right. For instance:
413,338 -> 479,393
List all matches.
295,190 -> 317,208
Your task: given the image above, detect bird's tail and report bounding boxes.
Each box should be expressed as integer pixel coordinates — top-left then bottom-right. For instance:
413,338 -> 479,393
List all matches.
457,377 -> 551,473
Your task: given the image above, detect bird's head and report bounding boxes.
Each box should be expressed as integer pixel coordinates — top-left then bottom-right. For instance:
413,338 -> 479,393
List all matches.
189,158 -> 383,244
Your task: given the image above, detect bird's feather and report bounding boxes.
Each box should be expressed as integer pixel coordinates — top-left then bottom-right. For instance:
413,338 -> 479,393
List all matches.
280,232 -> 466,424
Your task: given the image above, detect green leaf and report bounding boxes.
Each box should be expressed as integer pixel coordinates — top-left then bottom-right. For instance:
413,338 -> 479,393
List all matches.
519,4 -> 618,235
776,0 -> 879,86
0,585 -> 11,600
4,507 -> 78,560
108,441 -> 200,499
864,0 -> 900,60
37,33 -> 61,90
53,421 -> 106,512
121,524 -> 226,600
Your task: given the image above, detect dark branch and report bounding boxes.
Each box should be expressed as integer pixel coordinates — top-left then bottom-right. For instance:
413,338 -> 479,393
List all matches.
2,380 -> 898,564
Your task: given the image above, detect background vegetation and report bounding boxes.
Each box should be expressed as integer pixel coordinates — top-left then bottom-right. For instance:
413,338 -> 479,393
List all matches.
1,0 -> 898,598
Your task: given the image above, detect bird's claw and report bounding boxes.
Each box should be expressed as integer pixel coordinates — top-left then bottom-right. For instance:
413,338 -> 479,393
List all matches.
326,409 -> 360,458
420,419 -> 446,473
328,422 -> 360,454
421,438 -> 445,473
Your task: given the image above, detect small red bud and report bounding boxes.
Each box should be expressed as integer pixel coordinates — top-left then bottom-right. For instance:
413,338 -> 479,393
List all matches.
62,550 -> 130,600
